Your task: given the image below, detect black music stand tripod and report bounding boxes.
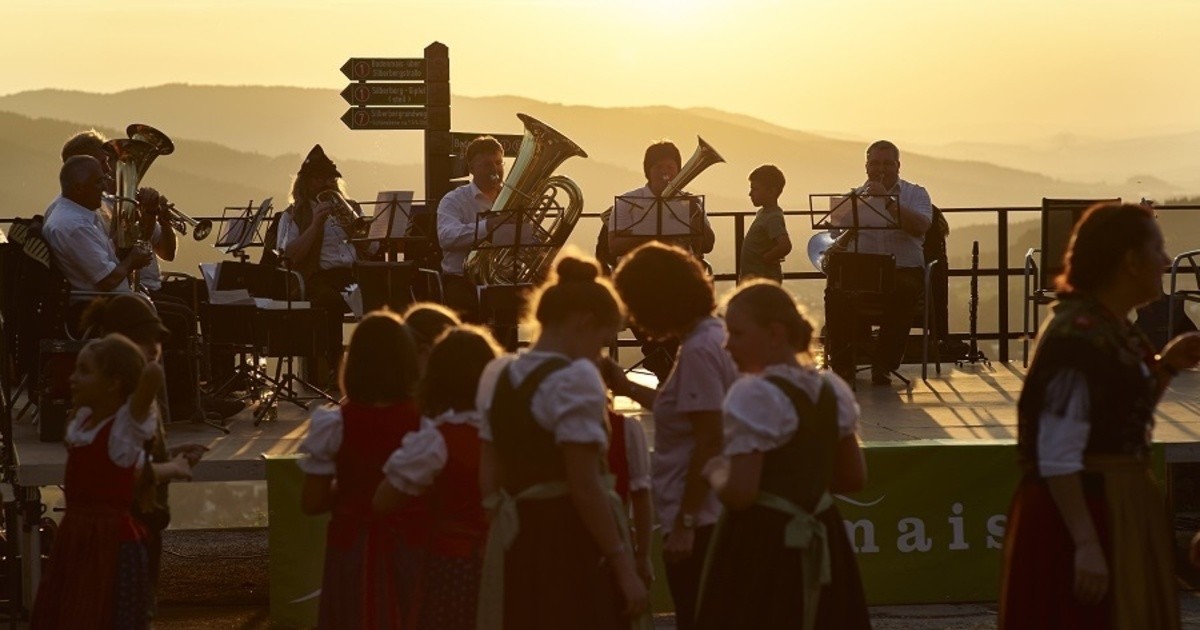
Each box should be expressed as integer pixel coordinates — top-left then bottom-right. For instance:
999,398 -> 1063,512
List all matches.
811,190 -> 904,388
471,205 -> 557,350
252,258 -> 338,425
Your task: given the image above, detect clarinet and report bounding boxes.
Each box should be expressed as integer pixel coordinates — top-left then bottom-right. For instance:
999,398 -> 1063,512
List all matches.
960,240 -> 991,366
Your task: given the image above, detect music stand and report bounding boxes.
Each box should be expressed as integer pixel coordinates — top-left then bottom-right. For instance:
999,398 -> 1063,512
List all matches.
471,205 -> 558,349
216,198 -> 273,262
809,190 -> 900,254
611,194 -> 704,242
252,262 -> 336,425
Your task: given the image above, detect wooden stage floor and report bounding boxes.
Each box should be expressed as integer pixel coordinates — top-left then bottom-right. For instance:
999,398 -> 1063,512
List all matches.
10,363 -> 1200,487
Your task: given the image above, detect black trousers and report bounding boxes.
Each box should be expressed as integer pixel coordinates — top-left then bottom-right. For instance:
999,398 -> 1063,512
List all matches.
441,273 -> 481,324
147,291 -> 200,420
664,524 -> 715,630
825,267 -> 923,375
307,267 -> 354,369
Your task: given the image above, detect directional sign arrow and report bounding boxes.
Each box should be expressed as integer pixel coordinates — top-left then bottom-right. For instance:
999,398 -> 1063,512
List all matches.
341,107 -> 450,130
340,83 -> 429,106
340,58 -> 425,81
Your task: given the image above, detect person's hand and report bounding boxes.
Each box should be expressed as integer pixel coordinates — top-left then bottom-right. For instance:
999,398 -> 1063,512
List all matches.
168,443 -> 209,468
597,357 -> 631,397
1189,531 -> 1200,569
1073,539 -> 1109,605
663,527 -> 695,563
610,554 -> 649,618
701,455 -> 729,489
137,187 -> 162,214
127,242 -> 153,268
635,551 -> 655,586
1162,332 -> 1200,375
864,179 -> 888,196
313,203 -> 334,226
166,453 -> 194,482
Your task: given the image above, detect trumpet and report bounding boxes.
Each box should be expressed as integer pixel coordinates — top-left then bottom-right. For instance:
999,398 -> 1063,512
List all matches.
159,200 -> 212,241
316,189 -> 371,238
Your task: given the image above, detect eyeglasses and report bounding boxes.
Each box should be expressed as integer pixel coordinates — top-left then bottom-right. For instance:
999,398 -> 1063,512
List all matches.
867,159 -> 898,168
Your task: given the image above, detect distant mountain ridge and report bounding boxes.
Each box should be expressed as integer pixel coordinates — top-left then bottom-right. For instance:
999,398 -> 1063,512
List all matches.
0,84 -> 1166,217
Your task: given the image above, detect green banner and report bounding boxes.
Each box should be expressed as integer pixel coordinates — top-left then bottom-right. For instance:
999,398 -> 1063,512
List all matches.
266,455 -> 328,628
839,440 -> 1018,604
264,441 -> 1167,619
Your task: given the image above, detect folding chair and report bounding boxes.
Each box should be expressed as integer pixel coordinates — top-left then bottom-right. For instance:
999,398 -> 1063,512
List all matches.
1023,198 -> 1119,366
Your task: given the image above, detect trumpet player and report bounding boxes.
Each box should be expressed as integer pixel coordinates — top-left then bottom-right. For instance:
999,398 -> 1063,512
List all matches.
276,144 -> 369,385
50,130 -> 234,421
824,140 -> 932,386
436,135 -> 506,322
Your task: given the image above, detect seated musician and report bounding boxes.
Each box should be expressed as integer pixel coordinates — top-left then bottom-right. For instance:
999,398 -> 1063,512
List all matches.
48,141 -> 238,419
43,156 -> 152,294
824,140 -> 932,386
435,135 -> 505,322
603,141 -> 716,381
276,144 -> 372,384
607,140 -> 715,260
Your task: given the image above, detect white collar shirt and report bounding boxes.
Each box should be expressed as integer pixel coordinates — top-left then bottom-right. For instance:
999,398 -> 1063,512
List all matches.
436,181 -> 493,275
42,196 -> 131,293
846,179 -> 932,269
276,211 -> 357,271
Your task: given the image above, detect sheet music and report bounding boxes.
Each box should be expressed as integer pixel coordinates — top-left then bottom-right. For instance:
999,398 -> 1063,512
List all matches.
611,195 -> 694,237
477,210 -> 545,247
368,190 -> 413,240
828,193 -> 893,229
217,197 -> 273,251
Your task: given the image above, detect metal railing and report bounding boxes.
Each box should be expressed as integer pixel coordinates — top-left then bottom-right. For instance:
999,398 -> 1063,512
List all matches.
583,202 -> 1200,364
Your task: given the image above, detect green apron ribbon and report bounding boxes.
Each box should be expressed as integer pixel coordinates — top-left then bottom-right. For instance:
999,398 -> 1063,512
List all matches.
477,481 -> 568,630
756,490 -> 833,630
476,477 -> 652,630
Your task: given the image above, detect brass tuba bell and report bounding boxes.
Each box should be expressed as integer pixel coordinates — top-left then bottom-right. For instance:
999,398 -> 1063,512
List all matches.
662,136 -> 725,198
463,114 -> 588,286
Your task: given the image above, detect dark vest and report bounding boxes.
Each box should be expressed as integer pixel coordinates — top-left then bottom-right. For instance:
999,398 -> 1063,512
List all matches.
760,376 -> 839,512
490,357 -> 571,495
285,200 -> 324,279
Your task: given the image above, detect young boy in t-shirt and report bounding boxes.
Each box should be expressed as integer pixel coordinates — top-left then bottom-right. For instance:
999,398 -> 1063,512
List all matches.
739,164 -> 792,283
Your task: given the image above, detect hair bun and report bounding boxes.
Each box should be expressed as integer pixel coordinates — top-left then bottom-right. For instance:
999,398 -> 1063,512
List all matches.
555,256 -> 599,284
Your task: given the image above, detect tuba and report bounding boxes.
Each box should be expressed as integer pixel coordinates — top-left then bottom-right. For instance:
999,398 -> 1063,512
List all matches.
105,136 -> 164,251
463,114 -> 587,285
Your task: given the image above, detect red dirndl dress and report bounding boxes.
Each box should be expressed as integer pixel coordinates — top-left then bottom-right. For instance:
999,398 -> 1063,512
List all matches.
32,417 -> 150,630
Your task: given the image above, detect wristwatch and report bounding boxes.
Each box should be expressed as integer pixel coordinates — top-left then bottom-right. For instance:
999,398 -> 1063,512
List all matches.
679,512 -> 697,529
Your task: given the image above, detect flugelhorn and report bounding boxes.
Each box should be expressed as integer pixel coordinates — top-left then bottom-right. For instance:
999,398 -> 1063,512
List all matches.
316,189 -> 371,238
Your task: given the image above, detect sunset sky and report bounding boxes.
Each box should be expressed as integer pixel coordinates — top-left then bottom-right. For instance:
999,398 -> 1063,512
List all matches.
5,0 -> 1198,145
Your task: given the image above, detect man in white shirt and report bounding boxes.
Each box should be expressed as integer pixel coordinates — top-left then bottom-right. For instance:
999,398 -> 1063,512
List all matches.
824,140 -> 933,386
43,156 -> 152,294
435,136 -> 505,322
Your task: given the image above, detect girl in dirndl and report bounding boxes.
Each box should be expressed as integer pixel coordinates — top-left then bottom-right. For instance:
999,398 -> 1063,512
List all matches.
298,310 -> 422,629
476,253 -> 650,630
372,324 -> 501,630
695,281 -> 871,630
32,334 -> 192,630
1000,203 -> 1200,630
